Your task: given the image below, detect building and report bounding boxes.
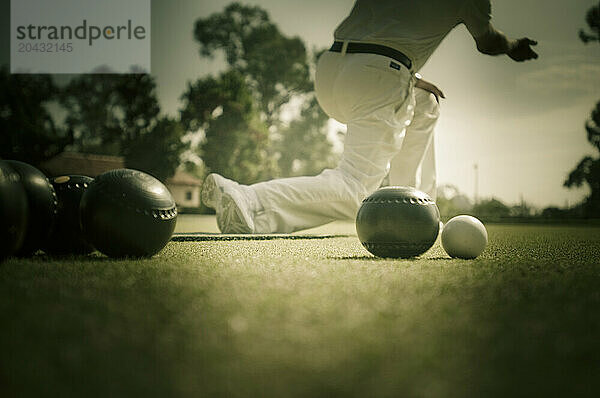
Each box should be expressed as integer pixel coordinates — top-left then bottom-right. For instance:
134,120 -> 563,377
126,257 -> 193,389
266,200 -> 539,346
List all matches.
41,152 -> 202,209
163,169 -> 202,209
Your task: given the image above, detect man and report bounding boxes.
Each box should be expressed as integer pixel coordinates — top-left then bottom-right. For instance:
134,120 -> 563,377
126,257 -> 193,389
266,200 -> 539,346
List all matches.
202,0 -> 538,234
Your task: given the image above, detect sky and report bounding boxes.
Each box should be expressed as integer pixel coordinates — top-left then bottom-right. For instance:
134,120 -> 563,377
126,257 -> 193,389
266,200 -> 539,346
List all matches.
2,0 -> 599,208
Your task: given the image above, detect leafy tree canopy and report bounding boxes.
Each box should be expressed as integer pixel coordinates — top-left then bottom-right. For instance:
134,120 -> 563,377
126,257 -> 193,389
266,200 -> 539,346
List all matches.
61,74 -> 186,180
472,198 -> 511,219
0,67 -> 72,166
562,4 -> 600,217
564,2 -> 600,217
275,95 -> 336,177
564,103 -> 600,216
194,2 -> 312,124
126,117 -> 188,181
186,3 -> 337,181
60,74 -> 160,155
579,2 -> 600,44
180,70 -> 275,184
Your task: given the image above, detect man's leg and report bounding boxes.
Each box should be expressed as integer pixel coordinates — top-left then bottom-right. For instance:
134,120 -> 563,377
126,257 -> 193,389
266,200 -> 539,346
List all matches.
252,116 -> 406,233
203,52 -> 415,234
388,88 -> 440,198
419,134 -> 437,199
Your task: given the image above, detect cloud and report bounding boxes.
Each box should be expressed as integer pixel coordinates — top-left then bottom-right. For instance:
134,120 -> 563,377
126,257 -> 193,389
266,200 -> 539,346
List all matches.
516,63 -> 600,96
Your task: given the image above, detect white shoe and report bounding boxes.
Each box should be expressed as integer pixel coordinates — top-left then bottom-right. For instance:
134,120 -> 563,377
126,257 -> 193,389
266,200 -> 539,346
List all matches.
202,173 -> 257,234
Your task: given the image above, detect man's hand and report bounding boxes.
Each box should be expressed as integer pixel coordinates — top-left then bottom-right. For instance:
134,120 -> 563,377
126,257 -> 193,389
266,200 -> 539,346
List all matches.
415,78 -> 446,103
475,26 -> 539,62
507,38 -> 538,62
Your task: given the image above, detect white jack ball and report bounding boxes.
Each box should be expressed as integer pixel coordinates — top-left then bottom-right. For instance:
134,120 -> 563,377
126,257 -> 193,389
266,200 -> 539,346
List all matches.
441,215 -> 488,259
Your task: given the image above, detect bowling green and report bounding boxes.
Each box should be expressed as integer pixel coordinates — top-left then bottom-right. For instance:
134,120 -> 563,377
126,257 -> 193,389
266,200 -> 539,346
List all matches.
1,217 -> 599,397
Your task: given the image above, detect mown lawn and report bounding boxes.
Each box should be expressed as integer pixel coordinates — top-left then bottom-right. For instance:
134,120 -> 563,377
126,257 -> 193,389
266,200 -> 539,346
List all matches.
1,217 -> 599,397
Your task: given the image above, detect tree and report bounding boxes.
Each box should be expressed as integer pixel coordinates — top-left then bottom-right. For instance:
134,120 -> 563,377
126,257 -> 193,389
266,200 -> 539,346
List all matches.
579,2 -> 600,44
180,70 -> 275,183
60,74 -> 186,180
194,3 -> 312,125
541,207 -> 569,220
436,185 -> 473,219
509,201 -> 536,218
126,117 -> 188,181
564,102 -> 600,216
564,3 -> 600,217
472,198 -> 511,220
275,95 -> 336,176
189,3 -> 335,180
60,74 -> 160,155
0,67 -> 71,165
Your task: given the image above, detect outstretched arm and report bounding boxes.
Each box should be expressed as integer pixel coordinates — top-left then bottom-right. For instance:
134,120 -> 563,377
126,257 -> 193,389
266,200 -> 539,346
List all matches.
462,0 -> 538,62
474,25 -> 538,62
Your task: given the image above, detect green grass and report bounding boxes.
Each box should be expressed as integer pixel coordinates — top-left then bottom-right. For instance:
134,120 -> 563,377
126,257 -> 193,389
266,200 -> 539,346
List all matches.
1,218 -> 599,397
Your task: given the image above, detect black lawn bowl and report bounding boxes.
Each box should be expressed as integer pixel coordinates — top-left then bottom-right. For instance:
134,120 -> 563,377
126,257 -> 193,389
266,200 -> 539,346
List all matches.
5,160 -> 57,256
80,169 -> 177,258
44,175 -> 95,255
356,186 -> 440,258
0,161 -> 28,261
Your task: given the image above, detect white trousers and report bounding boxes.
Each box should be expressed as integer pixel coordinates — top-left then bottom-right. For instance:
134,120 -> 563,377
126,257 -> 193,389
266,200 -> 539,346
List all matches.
252,51 -> 440,233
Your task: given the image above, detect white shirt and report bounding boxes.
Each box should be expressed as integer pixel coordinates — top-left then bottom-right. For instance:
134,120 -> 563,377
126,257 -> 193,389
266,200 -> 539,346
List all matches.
334,0 -> 492,71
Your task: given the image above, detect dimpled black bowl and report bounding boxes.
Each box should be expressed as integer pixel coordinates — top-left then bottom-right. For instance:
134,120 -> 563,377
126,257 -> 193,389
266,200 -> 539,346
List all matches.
356,186 -> 440,258
5,160 -> 58,256
80,169 -> 177,258
0,161 -> 28,260
44,175 -> 95,255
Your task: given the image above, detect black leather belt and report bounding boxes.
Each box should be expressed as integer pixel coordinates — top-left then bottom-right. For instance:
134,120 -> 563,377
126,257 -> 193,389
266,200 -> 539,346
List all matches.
329,41 -> 412,70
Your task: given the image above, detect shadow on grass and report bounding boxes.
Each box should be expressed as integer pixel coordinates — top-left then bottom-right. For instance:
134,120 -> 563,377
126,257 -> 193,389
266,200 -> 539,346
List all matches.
329,255 -> 452,261
9,253 -> 157,263
171,233 -> 353,241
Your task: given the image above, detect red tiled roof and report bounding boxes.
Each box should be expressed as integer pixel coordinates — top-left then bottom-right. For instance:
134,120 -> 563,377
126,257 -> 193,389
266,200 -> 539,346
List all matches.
41,152 -> 125,177
41,152 -> 203,187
